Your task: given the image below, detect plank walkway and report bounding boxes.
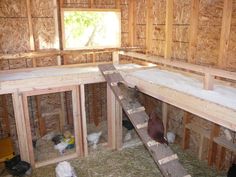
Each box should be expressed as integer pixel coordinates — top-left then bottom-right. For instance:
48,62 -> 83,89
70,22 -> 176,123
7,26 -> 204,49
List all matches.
98,64 -> 191,177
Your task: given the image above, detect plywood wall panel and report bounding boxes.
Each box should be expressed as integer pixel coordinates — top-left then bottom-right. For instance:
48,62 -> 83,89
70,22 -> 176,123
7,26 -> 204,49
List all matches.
31,0 -> 54,18
173,26 -> 189,42
32,18 -> 56,50
172,42 -> 188,60
153,0 -> 166,24
173,0 -> 191,24
227,26 -> 236,70
196,25 -> 221,66
0,0 -> 27,17
198,0 -> 223,26
152,40 -> 165,57
121,20 -> 129,32
136,0 -> 146,25
0,19 -> 30,53
93,0 -> 116,8
153,25 -> 165,40
121,33 -> 129,47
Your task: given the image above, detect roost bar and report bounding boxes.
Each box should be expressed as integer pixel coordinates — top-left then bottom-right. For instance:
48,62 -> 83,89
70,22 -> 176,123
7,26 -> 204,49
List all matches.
0,0 -> 236,177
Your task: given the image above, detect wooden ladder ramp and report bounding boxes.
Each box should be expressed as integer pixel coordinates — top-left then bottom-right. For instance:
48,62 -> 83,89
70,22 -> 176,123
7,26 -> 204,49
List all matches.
98,64 -> 191,177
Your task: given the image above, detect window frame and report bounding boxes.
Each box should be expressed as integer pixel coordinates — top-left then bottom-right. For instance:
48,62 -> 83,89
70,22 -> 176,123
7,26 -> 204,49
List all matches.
61,8 -> 121,50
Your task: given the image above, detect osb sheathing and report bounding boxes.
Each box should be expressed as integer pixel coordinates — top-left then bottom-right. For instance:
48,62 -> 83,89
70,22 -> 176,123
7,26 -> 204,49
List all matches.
196,0 -> 223,66
121,1 -> 129,47
172,42 -> 188,60
0,0 -> 27,17
173,0 -> 191,24
0,19 -> 30,53
153,0 -> 166,25
35,56 -> 58,67
33,18 -> 57,50
31,0 -> 54,18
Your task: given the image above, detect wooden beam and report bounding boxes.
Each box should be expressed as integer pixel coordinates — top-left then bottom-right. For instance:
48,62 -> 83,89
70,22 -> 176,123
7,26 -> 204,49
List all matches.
188,0 -> 200,63
208,124 -> 220,166
218,0 -> 233,68
1,95 -> 10,135
90,0 -> 94,8
145,0 -> 153,53
80,84 -> 88,156
121,52 -> 236,81
12,93 -> 30,162
182,112 -> 191,149
107,84 -> 116,149
162,102 -> 168,137
165,0 -> 173,59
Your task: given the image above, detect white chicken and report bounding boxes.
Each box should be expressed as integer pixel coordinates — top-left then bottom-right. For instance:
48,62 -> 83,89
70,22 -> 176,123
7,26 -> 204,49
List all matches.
87,131 -> 102,149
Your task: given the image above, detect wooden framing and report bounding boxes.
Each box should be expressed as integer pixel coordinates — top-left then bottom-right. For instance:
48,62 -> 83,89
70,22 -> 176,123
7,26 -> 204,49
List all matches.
1,95 -> 10,135
21,86 -> 83,167
188,0 -> 200,63
162,102 -> 168,137
79,84 -> 88,156
128,0 -> 135,46
112,51 -> 119,64
107,84 -> 116,149
115,98 -> 122,150
218,0 -> 233,68
145,0 -> 153,53
165,0 -> 173,59
182,112 -> 191,149
208,124 -> 220,166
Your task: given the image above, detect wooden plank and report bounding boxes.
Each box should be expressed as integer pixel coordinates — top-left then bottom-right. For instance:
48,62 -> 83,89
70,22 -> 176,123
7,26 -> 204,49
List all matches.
187,0 -> 200,63
182,112 -> 191,149
80,84 -> 88,156
12,92 -> 30,162
208,124 -> 220,166
71,86 -> 83,156
107,84 -> 116,149
162,102 -> 168,137
185,122 -> 211,139
35,96 -> 46,136
218,0 -> 233,68
115,0 -> 120,9
121,52 -> 236,82
216,145 -> 226,170
145,0 -> 153,52
214,136 -> 236,153
165,0 -> 173,59
62,8 -> 121,12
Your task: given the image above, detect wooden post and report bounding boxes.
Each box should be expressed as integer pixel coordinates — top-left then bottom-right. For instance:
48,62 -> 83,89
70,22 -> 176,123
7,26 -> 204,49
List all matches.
218,0 -> 232,68
208,124 -> 220,166
115,99 -> 122,150
165,0 -> 173,59
112,51 -> 119,64
188,0 -> 200,63
162,102 -> 168,137
203,73 -> 214,90
107,84 -> 116,149
216,145 -> 226,170
12,93 -> 30,163
115,0 -> 120,9
182,112 -> 191,149
145,0 -> 153,53
1,95 -> 10,135
80,84 -> 88,156
35,97 -> 46,136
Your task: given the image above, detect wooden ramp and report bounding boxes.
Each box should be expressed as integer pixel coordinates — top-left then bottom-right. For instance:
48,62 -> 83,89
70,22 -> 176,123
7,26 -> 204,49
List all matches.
98,64 -> 191,177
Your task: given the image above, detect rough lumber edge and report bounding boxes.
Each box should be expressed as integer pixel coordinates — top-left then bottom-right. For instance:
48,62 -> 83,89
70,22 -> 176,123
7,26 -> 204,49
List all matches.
208,124 -> 220,166
218,0 -> 232,68
165,0 -> 173,59
80,84 -> 88,156
107,84 -> 116,149
182,112 -> 191,149
145,0 -> 153,53
187,0 -> 199,63
12,92 -> 30,163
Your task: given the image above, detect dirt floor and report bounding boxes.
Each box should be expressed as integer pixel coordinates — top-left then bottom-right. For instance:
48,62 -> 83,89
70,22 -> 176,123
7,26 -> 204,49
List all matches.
28,144 -> 227,177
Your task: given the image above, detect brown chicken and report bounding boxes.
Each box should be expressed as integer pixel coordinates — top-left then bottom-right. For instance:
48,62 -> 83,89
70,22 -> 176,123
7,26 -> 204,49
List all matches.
147,110 -> 168,145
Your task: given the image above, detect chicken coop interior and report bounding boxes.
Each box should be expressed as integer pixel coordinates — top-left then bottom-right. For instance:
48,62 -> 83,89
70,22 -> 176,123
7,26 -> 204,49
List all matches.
0,0 -> 236,177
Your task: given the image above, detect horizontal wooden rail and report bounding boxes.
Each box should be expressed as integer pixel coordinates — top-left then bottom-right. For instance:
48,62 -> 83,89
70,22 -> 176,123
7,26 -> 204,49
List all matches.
0,47 -> 141,60
121,51 -> 236,82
